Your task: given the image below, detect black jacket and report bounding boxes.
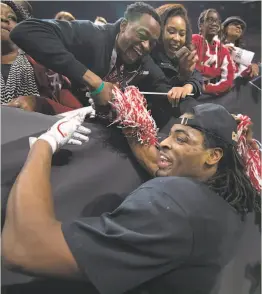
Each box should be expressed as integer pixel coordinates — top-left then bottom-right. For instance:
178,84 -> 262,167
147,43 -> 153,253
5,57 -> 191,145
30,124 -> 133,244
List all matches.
10,18 -> 171,103
151,47 -> 203,98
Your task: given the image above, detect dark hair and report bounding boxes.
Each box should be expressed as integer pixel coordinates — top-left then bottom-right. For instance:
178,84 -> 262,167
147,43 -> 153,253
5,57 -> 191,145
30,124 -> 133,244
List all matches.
203,133 -> 260,218
198,8 -> 220,31
198,9 -> 223,69
124,2 -> 161,26
156,4 -> 192,50
221,23 -> 245,48
2,1 -> 31,22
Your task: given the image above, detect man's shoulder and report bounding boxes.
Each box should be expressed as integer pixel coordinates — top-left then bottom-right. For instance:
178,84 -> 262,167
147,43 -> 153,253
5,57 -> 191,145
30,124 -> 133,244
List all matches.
132,177 -> 210,216
136,177 -> 239,224
144,176 -> 200,187
75,18 -> 121,41
140,177 -> 205,198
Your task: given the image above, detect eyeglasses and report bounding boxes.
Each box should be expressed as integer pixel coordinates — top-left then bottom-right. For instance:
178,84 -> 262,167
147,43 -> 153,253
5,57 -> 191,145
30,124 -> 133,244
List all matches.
205,17 -> 221,25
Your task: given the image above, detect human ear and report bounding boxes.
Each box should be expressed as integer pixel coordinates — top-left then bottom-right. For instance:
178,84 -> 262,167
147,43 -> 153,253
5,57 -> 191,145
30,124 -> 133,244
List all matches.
205,148 -> 223,165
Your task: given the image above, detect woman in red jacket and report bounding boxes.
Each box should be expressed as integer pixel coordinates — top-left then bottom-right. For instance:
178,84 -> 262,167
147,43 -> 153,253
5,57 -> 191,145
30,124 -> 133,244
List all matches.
192,9 -> 234,96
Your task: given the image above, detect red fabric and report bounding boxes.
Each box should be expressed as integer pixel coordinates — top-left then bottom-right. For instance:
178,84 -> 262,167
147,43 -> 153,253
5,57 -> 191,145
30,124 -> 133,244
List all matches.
40,90 -> 83,114
192,34 -> 234,95
238,64 -> 252,78
26,55 -> 83,114
236,114 -> 262,192
110,86 -> 158,146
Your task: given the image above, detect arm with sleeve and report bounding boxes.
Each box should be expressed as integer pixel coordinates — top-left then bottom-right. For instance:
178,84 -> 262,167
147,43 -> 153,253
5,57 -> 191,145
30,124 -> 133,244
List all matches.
192,34 -> 222,79
62,178 -> 193,294
10,19 -> 98,82
204,48 -> 234,95
182,69 -> 203,97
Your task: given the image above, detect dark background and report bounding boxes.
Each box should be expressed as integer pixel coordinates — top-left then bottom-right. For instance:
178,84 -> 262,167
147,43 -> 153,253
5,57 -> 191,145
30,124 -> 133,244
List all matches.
29,1 -> 261,60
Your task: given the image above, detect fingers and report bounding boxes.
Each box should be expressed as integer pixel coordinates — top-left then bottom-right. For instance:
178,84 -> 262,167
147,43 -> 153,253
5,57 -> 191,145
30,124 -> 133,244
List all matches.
179,51 -> 188,63
7,98 -> 21,108
189,63 -> 196,72
179,51 -> 197,74
187,50 -> 197,62
167,89 -> 173,98
65,106 -> 95,121
88,98 -> 96,110
77,125 -> 91,135
68,133 -> 90,145
79,106 -> 95,117
225,45 -> 235,53
73,131 -> 90,142
68,138 -> 83,146
192,53 -> 198,64
180,50 -> 197,63
71,107 -> 94,122
181,89 -> 190,99
252,66 -> 259,76
169,88 -> 184,99
167,88 -> 184,107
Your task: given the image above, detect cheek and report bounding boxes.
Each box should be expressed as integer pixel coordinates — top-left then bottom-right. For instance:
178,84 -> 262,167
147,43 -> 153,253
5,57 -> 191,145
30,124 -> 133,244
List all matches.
125,31 -> 139,47
180,36 -> 186,45
228,26 -> 237,34
177,147 -> 206,171
119,31 -> 132,50
163,29 -> 170,40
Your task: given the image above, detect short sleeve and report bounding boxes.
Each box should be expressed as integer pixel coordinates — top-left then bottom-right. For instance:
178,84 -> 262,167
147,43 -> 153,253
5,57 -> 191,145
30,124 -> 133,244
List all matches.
62,181 -> 193,294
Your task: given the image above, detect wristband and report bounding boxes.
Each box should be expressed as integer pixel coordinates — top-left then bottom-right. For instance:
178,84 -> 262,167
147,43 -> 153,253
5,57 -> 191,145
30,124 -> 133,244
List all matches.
91,81 -> 105,96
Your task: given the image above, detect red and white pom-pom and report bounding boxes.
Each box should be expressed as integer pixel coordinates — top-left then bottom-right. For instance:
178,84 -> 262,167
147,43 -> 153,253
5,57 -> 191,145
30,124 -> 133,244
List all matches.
235,114 -> 262,191
109,85 -> 158,145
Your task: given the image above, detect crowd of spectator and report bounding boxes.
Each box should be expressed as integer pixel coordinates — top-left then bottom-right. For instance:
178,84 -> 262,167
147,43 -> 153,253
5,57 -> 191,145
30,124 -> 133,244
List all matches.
1,1 -> 260,122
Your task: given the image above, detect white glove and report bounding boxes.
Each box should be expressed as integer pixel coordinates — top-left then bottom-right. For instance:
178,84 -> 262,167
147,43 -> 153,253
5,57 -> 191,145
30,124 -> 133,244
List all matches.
57,106 -> 96,119
29,107 -> 93,153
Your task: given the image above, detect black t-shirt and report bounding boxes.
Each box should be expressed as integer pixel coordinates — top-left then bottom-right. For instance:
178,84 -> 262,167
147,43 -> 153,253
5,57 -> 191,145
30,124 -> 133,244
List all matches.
62,177 -> 244,294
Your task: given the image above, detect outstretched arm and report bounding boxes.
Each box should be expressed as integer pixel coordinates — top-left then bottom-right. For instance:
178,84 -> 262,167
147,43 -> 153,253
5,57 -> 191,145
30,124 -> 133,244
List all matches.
2,108 -> 92,278
2,140 -> 80,277
10,19 -> 113,105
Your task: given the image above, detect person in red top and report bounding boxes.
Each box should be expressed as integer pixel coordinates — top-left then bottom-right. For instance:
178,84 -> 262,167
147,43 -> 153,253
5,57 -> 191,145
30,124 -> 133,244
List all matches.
192,9 -> 234,96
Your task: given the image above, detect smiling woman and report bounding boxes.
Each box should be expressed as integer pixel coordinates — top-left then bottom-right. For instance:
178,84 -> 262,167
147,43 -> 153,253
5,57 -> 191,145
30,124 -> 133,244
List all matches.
149,4 -> 203,129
